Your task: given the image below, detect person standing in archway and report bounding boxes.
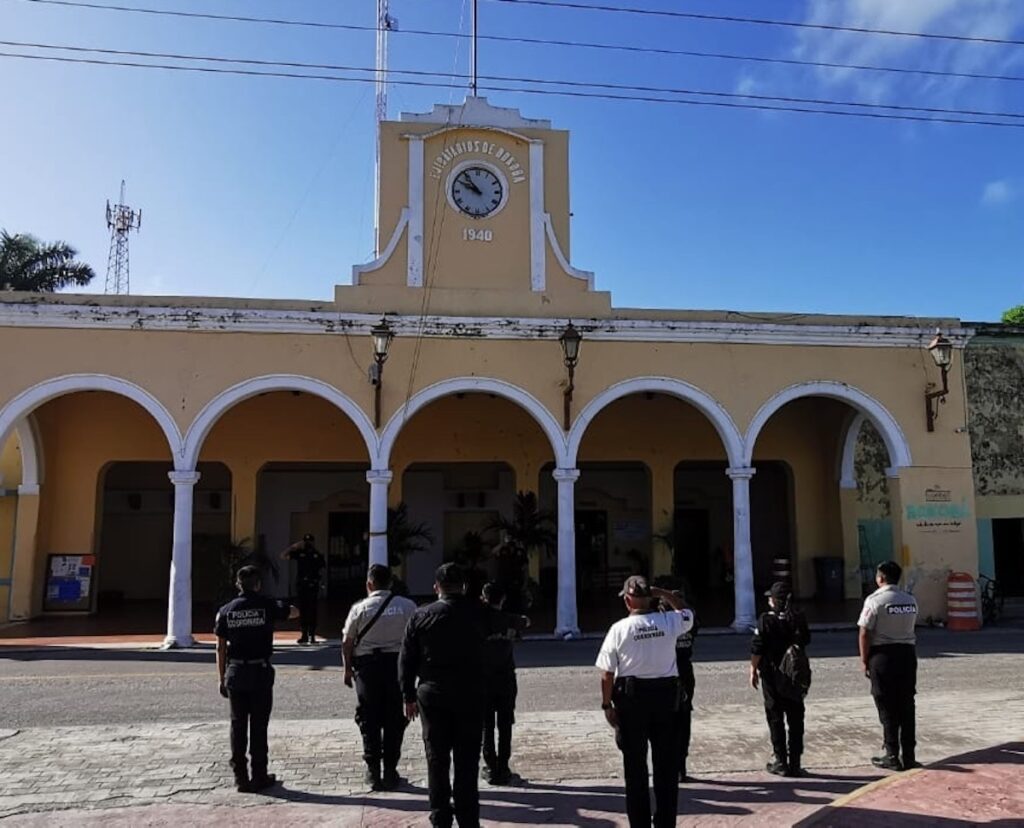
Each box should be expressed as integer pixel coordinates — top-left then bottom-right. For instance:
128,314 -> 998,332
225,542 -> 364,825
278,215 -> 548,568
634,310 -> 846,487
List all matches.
281,534 -> 325,644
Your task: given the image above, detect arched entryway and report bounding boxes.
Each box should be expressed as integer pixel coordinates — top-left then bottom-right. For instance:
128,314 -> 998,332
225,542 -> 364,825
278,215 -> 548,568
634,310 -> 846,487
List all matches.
744,382 -> 909,619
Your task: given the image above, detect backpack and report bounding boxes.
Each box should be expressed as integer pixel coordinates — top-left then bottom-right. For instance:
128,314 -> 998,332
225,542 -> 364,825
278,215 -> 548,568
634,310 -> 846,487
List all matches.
776,643 -> 812,701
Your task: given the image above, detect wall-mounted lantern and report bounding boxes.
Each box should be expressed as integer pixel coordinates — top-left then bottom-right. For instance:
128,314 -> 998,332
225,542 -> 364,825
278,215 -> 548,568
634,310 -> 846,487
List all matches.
559,321 -> 582,430
369,316 -> 394,428
925,330 -> 954,432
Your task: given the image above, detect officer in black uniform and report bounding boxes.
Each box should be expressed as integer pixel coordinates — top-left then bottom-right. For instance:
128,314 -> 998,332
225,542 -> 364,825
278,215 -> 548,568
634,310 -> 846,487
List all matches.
215,565 -> 298,792
750,581 -> 811,777
479,581 -> 530,786
281,533 -> 325,644
671,589 -> 698,782
399,563 -> 485,828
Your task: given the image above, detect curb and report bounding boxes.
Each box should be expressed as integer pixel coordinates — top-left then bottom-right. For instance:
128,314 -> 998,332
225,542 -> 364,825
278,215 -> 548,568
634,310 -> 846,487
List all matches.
799,767 -> 923,826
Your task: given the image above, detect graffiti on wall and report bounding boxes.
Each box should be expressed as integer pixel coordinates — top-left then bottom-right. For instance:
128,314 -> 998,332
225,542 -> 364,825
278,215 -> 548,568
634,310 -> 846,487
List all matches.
966,340 -> 1024,497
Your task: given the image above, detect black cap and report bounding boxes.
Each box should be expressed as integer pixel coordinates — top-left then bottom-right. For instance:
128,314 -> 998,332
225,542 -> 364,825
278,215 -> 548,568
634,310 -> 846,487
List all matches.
764,581 -> 790,602
619,575 -> 652,598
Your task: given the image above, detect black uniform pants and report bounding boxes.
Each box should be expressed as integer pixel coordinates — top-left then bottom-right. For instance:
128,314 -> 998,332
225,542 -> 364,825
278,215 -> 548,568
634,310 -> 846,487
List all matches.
613,677 -> 680,828
482,674 -> 517,772
354,652 -> 407,774
418,684 -> 483,828
297,582 -> 319,638
677,659 -> 695,769
226,663 -> 275,779
869,644 -> 917,762
761,672 -> 805,764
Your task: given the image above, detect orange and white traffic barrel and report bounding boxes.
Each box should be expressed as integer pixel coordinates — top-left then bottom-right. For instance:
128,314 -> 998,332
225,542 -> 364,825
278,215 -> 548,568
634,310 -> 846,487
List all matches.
947,572 -> 980,631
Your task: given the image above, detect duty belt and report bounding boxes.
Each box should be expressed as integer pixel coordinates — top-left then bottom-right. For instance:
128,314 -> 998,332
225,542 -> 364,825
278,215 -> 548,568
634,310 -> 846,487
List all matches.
228,658 -> 271,666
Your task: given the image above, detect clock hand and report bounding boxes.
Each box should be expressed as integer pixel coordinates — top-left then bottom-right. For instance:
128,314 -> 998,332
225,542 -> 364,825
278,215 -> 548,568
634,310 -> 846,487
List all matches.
459,173 -> 482,195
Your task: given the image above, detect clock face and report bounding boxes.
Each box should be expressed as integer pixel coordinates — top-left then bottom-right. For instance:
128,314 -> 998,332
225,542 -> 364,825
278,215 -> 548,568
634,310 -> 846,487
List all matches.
450,166 -> 504,218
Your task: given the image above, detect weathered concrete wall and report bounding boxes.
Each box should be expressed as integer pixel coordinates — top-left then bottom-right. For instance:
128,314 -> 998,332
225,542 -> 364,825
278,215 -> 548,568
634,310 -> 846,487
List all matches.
966,336 -> 1024,500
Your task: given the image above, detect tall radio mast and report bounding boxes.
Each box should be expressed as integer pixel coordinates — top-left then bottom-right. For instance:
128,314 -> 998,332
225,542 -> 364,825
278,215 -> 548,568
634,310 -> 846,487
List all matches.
104,180 -> 141,295
375,0 -> 397,255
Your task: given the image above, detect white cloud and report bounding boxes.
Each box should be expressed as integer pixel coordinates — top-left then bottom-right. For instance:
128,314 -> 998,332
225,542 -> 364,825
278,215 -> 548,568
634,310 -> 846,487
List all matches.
981,179 -> 1015,206
794,0 -> 1024,102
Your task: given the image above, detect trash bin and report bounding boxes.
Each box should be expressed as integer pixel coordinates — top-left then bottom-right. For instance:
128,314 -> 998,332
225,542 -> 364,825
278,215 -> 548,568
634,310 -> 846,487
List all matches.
813,556 -> 845,602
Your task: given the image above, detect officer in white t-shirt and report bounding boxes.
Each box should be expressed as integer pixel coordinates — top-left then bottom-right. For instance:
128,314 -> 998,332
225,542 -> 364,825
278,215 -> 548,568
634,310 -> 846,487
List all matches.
342,564 -> 417,791
596,575 -> 695,828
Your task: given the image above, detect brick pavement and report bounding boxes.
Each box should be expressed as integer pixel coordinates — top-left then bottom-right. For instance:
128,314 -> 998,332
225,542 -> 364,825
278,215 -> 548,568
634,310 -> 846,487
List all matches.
1,686 -> 1023,825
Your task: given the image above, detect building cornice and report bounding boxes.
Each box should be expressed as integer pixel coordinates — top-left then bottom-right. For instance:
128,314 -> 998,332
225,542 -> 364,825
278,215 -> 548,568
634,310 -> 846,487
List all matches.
0,300 -> 973,349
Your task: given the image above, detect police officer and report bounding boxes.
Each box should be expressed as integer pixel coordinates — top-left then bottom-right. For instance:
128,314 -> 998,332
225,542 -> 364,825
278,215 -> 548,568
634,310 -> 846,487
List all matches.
671,589 -> 698,782
399,563 -> 485,828
858,560 -> 919,771
596,575 -> 694,828
214,565 -> 298,792
281,533 -> 325,644
479,581 -> 530,786
750,581 -> 811,777
342,563 -> 417,791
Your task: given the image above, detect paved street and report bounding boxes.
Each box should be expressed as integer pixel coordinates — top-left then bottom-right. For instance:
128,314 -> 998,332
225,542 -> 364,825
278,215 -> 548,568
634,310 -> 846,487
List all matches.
1,627 -> 1022,824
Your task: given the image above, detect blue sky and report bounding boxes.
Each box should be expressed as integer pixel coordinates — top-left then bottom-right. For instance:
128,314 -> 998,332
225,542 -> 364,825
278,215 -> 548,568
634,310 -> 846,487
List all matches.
2,0 -> 1022,320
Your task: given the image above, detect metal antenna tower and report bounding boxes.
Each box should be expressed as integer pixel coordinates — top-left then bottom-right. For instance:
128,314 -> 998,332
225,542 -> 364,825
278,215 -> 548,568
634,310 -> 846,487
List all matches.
104,180 -> 141,295
471,0 -> 478,95
374,0 -> 397,255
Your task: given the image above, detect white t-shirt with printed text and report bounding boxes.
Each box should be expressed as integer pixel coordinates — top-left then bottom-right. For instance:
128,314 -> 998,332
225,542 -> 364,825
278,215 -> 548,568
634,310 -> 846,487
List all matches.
595,609 -> 695,679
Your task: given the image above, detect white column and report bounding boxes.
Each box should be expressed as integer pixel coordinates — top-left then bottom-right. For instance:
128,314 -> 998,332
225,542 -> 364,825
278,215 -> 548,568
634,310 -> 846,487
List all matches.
164,470 -> 200,649
367,469 -> 393,568
407,136 -> 424,286
727,466 -> 757,631
553,467 -> 580,638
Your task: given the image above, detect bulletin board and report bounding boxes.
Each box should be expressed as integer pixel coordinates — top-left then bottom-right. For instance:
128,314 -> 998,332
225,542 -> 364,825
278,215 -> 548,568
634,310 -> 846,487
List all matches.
43,554 -> 95,612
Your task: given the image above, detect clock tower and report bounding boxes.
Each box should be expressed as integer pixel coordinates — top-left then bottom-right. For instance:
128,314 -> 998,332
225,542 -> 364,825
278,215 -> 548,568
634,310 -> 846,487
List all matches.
337,97 -> 610,318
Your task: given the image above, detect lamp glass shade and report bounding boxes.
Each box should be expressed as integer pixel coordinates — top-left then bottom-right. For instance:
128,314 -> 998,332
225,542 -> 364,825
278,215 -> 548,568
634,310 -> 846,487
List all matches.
371,320 -> 394,361
927,333 -> 953,368
560,323 -> 582,365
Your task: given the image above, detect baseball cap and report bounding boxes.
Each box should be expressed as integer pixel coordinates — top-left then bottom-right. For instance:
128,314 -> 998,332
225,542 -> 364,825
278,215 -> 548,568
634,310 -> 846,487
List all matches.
619,575 -> 652,598
764,581 -> 790,601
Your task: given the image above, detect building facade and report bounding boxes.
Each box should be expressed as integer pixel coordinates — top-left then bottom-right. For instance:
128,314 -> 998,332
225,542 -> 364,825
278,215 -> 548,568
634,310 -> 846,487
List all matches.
0,98 -> 980,643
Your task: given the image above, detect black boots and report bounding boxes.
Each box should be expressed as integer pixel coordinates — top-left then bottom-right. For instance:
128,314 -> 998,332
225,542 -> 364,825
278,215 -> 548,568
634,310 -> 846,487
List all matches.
872,754 -> 903,771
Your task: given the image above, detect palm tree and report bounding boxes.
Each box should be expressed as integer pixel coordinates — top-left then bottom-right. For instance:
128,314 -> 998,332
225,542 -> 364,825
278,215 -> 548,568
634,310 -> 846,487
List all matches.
489,491 -> 556,562
387,502 -> 434,567
0,230 -> 96,292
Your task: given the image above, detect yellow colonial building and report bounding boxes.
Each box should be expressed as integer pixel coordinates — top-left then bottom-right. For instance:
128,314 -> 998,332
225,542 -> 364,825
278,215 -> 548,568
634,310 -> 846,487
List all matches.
0,98 -> 979,644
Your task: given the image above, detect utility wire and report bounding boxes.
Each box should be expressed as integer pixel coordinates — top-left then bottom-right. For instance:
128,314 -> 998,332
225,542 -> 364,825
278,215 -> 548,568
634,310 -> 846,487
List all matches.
489,0 -> 1024,47
6,40 -> 1024,122
13,0 -> 1024,84
4,51 -> 1023,130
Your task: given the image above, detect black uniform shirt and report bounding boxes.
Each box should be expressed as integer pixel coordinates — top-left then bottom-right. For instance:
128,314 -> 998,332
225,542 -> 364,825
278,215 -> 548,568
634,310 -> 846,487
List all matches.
481,605 -> 529,679
214,591 -> 291,660
398,595 -> 484,702
288,545 -> 325,585
751,609 -> 810,673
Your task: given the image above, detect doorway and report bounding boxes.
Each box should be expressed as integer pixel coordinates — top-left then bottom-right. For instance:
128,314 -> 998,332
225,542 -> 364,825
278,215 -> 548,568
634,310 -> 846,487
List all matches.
993,517 -> 1024,597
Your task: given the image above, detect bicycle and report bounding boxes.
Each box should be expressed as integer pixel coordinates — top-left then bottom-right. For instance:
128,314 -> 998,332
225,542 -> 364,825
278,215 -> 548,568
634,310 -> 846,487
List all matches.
977,574 -> 1004,626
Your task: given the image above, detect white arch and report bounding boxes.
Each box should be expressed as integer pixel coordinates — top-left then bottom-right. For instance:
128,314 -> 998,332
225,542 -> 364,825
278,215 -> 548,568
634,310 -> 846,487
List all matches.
13,416 -> 43,491
182,374 -> 378,470
744,381 -> 912,470
0,374 -> 183,466
565,377 -> 745,469
376,377 -> 568,469
839,413 -> 866,489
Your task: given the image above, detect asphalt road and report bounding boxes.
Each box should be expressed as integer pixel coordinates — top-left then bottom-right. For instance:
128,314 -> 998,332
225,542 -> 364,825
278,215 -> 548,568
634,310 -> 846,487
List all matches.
1,627 -> 1021,728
